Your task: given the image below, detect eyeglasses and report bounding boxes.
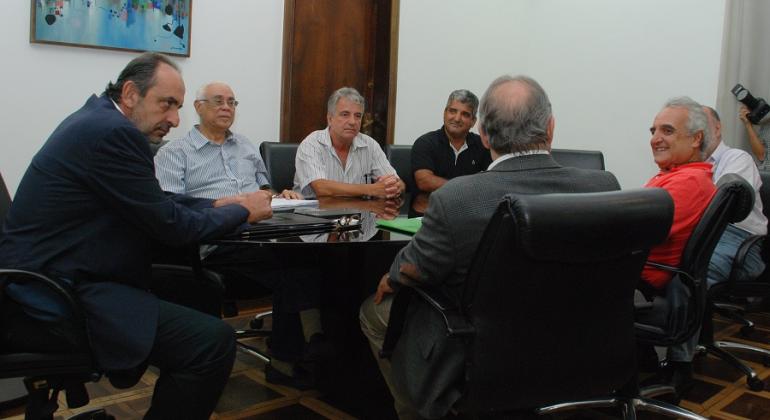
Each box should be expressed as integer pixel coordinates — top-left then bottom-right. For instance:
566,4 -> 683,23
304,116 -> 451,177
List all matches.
199,98 -> 239,108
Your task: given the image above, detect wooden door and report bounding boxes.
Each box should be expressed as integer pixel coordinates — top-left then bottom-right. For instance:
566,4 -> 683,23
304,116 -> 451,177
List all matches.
280,0 -> 398,145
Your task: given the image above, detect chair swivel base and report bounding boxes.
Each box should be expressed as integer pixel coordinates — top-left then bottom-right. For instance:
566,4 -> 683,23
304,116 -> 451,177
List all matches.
537,395 -> 707,420
697,343 -> 766,391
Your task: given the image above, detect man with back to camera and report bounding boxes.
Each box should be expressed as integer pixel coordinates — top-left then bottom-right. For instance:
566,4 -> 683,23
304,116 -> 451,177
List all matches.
411,89 -> 492,193
636,97 -> 717,399
154,81 -> 329,389
359,75 -> 621,419
0,53 -> 272,419
293,87 -> 405,198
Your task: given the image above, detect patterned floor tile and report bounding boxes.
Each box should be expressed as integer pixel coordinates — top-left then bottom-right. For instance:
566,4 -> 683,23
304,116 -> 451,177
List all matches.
7,308 -> 770,420
215,373 -> 284,414
722,392 -> 770,419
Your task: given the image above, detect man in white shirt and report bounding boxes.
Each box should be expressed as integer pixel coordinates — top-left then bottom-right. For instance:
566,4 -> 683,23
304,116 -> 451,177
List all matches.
703,106 -> 767,286
293,87 -> 405,198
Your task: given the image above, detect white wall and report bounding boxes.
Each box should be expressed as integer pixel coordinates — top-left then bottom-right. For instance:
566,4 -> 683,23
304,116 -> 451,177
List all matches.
1,0 -> 725,194
394,0 -> 726,188
0,0 -> 284,195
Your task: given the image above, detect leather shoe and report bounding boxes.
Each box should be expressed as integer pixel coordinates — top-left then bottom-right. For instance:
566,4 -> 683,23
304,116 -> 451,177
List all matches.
641,360 -> 694,401
265,364 -> 315,390
666,361 -> 695,399
302,333 -> 334,362
637,344 -> 660,373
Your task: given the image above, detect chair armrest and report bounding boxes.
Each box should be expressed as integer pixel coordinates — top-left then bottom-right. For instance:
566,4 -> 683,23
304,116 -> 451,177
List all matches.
0,269 -> 85,323
643,261 -> 696,291
636,262 -> 703,346
379,284 -> 474,359
727,234 -> 764,283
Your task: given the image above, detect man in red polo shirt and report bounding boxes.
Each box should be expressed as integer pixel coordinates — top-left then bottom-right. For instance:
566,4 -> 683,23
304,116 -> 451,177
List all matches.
639,96 -> 717,399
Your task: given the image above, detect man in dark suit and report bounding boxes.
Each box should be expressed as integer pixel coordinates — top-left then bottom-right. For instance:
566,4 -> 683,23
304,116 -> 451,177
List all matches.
0,53 -> 272,419
359,75 -> 621,419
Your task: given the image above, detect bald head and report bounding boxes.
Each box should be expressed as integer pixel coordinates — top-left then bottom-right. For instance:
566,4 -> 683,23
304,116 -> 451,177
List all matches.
478,75 -> 554,155
702,105 -> 721,159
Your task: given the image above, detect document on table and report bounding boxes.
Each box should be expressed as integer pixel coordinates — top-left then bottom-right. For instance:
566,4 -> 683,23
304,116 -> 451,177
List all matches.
271,198 -> 319,211
375,217 -> 423,235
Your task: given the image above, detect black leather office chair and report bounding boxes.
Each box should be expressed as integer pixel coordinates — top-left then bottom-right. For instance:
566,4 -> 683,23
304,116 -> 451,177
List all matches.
551,148 -> 605,170
0,171 -> 10,229
695,170 -> 770,390
385,144 -> 416,195
260,141 -> 299,192
634,174 -> 755,398
0,170 -> 112,420
0,270 -> 110,420
381,188 -> 709,419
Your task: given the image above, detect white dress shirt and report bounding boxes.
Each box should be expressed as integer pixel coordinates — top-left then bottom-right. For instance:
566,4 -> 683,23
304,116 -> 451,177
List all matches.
293,128 -> 397,197
708,141 -> 767,235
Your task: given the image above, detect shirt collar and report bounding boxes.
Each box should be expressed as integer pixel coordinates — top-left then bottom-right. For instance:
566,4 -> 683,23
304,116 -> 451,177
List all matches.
190,125 -> 235,150
110,98 -> 125,116
487,149 -> 550,170
707,141 -> 728,165
322,127 -> 367,150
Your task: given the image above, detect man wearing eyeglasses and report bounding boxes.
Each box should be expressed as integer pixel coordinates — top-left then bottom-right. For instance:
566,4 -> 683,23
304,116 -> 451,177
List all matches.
155,81 -> 299,199
154,81 -> 330,390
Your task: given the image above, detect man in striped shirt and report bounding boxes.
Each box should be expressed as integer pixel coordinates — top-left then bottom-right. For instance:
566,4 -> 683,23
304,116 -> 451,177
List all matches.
155,81 -> 299,199
154,81 -> 327,389
294,87 -> 405,198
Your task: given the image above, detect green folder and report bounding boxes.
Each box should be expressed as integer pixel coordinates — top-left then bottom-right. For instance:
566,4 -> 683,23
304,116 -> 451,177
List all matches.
376,217 -> 423,235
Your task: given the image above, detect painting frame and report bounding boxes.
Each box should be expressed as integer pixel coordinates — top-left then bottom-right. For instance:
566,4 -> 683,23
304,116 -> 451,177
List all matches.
30,0 -> 193,57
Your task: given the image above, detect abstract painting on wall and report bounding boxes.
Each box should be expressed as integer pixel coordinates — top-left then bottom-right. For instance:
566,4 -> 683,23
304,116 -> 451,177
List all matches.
30,0 -> 192,57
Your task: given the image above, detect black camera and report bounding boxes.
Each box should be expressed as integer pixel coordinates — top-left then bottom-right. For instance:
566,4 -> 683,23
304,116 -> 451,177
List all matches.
731,83 -> 770,124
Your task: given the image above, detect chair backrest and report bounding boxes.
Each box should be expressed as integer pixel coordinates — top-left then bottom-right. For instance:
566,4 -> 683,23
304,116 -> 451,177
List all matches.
385,144 -> 416,194
260,141 -> 299,192
635,173 -> 755,346
758,170 -> 770,279
0,171 -> 11,242
0,171 -> 10,227
458,188 -> 673,412
551,148 -> 605,170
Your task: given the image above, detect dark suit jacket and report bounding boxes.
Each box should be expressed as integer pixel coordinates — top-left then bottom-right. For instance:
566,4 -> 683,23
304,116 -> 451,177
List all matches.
0,94 -> 248,370
389,153 -> 621,417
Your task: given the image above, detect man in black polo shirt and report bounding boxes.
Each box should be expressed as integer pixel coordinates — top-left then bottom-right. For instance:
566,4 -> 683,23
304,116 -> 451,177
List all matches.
411,89 -> 493,194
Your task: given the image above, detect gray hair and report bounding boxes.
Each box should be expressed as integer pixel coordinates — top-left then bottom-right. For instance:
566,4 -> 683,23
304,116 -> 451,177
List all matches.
662,96 -> 709,155
479,75 -> 552,154
446,89 -> 479,118
327,87 -> 365,115
195,81 -> 231,101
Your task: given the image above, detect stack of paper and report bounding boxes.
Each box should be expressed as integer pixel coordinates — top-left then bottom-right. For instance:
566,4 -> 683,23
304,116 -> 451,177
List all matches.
271,198 -> 318,211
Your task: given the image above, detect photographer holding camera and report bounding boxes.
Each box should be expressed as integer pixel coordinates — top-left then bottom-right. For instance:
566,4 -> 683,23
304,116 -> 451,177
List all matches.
739,104 -> 770,170
732,84 -> 770,170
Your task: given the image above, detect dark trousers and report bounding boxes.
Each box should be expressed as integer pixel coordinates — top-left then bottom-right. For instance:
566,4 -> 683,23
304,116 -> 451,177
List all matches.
144,300 -> 236,419
3,298 -> 235,419
203,244 -> 321,361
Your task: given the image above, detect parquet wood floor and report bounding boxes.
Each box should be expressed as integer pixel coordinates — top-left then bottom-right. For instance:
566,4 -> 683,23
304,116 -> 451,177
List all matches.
4,303 -> 770,419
